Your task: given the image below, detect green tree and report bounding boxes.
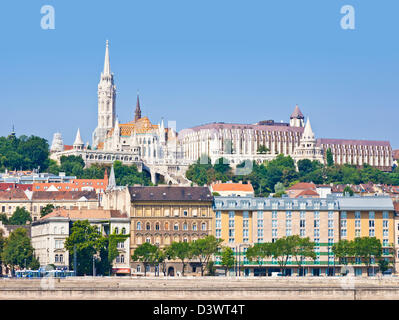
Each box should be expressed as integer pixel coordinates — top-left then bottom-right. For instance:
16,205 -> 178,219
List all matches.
378,259 -> 391,274
190,236 -> 223,276
332,240 -> 355,266
270,236 -> 296,276
257,145 -> 270,154
353,237 -> 382,275
291,236 -> 316,275
2,228 -> 38,275
131,242 -> 158,276
167,241 -> 192,276
64,220 -> 104,276
326,148 -> 334,167
246,243 -> 272,267
0,229 -> 5,274
220,247 -> 235,276
9,207 -> 32,225
40,204 -> 54,217
0,213 -> 9,225
113,161 -> 152,186
343,185 -> 354,196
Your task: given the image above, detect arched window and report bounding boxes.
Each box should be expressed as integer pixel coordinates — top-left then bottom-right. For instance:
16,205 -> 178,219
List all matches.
174,223 -> 179,231
137,222 -> 141,230
146,222 -> 151,231
155,223 -> 160,231
192,223 -> 197,231
165,222 -> 169,230
114,227 -> 119,234
121,227 -> 126,235
120,255 -> 125,263
55,254 -> 59,263
201,222 -> 207,231
183,223 -> 188,231
60,254 -> 63,263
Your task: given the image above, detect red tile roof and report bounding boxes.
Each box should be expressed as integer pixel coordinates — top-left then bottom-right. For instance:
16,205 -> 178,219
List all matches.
212,182 -> 254,192
288,182 -> 316,190
40,208 -> 127,220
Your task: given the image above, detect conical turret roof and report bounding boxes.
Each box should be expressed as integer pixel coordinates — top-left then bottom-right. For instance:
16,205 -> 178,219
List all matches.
290,104 -> 304,119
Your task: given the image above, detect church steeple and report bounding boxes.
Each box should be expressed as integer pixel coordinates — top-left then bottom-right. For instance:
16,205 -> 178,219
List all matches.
103,40 -> 111,76
92,40 -> 116,149
135,94 -> 141,122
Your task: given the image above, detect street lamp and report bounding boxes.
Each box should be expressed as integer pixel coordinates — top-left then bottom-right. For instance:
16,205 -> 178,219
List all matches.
92,255 -> 96,277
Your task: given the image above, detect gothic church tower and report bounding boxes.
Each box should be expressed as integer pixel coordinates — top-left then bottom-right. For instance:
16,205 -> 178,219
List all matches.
92,40 -> 116,149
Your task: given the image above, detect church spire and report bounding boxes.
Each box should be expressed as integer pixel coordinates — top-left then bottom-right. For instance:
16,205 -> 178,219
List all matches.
103,40 -> 111,76
303,118 -> 315,140
73,128 -> 84,150
135,93 -> 141,122
107,164 -> 116,190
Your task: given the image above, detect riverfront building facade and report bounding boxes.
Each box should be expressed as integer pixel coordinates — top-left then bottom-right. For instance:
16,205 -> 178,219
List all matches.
213,195 -> 395,276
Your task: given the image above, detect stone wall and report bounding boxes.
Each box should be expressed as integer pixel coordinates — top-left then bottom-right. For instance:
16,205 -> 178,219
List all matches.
1,276 -> 399,300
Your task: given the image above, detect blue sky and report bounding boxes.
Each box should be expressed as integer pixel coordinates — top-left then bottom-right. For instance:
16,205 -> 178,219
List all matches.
1,0 -> 398,148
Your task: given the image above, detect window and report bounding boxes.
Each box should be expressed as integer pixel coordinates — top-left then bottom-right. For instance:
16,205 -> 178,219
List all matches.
369,211 -> 375,219
215,211 -> 221,219
183,210 -> 188,216
300,211 -> 306,219
383,211 -> 389,219
146,223 -> 151,231
114,227 -> 119,234
355,229 -> 360,237
300,220 -> 305,228
355,211 -> 361,219
286,220 -> 291,228
314,229 -> 320,237
120,255 -> 125,263
369,220 -> 375,228
272,220 -> 277,228
341,229 -> 347,237
300,229 -> 305,237
286,228 -> 292,236
272,229 -> 277,237
229,211 -> 235,219
165,222 -> 169,230
243,211 -> 249,219
314,211 -> 320,219
328,220 -> 334,228
216,230 -> 221,238
355,220 -> 361,228
155,223 -> 160,231
383,229 -> 388,237
137,265 -> 141,273
146,237 -> 151,243
369,229 -> 375,237
121,227 -> 126,234
257,220 -> 263,228
271,211 -> 277,219
341,211 -> 347,219
174,223 -> 179,231
328,229 -> 334,237
286,211 -> 292,219
314,220 -> 320,228
328,211 -> 334,219
383,220 -> 389,228
59,254 -> 63,263
201,223 -> 206,231
183,223 -> 188,231
55,254 -> 59,263
383,239 -> 388,247
341,220 -> 347,228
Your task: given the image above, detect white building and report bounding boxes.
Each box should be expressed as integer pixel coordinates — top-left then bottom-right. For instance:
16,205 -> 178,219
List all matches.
31,208 -> 131,274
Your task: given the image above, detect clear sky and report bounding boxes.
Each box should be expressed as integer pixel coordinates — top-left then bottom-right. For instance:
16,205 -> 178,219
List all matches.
1,0 -> 398,148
